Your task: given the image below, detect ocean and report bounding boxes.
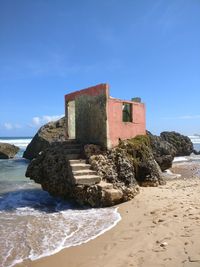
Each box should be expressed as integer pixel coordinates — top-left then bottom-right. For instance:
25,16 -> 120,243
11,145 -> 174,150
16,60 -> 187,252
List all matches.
188,135 -> 200,152
0,137 -> 121,267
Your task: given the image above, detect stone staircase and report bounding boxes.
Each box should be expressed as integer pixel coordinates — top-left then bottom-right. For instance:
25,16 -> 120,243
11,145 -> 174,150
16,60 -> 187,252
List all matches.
65,139 -> 101,185
65,140 -> 123,205
64,139 -> 83,160
69,159 -> 101,185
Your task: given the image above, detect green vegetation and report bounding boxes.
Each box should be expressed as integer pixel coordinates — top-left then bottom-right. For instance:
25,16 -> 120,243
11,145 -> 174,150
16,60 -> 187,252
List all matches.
118,135 -> 152,177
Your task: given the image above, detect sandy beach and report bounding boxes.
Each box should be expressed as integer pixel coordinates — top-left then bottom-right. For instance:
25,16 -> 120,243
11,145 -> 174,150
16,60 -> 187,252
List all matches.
18,162 -> 200,267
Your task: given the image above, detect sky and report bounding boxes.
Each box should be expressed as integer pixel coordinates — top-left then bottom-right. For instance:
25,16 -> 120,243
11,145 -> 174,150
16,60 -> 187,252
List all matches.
0,0 -> 200,137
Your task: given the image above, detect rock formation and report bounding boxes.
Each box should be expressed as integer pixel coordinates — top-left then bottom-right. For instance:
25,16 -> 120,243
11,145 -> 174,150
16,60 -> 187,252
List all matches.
23,117 -> 66,160
0,143 -> 19,159
193,149 -> 200,155
25,128 -> 194,207
117,136 -> 165,186
147,131 -> 176,171
26,142 -> 72,197
160,131 -> 193,156
147,131 -> 194,171
26,135 -> 165,207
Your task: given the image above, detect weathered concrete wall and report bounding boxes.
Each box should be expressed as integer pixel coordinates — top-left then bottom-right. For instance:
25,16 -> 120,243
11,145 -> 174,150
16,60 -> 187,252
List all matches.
75,94 -> 107,147
65,84 -> 109,102
107,98 -> 146,148
65,83 -> 146,148
67,101 -> 75,139
65,84 -> 109,146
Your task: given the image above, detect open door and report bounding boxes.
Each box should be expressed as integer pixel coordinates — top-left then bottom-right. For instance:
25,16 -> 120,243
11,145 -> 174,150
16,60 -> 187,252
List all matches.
67,100 -> 76,139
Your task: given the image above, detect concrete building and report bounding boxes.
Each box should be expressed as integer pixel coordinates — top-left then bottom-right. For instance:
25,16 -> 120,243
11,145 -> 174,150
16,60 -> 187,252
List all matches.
65,83 -> 146,148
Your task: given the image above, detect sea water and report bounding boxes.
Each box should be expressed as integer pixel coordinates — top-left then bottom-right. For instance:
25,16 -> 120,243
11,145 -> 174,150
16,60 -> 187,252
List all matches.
0,138 -> 121,267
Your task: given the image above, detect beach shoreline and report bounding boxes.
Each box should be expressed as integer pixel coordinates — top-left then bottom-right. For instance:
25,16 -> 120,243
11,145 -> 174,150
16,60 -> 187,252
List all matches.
17,162 -> 200,267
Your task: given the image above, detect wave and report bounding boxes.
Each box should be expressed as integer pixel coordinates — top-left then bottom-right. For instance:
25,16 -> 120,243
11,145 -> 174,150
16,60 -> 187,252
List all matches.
0,138 -> 32,148
188,135 -> 200,144
0,187 -> 121,267
173,154 -> 200,164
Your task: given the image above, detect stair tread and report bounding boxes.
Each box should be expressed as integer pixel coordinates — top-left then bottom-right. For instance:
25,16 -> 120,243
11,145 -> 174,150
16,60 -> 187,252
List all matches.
73,169 -> 96,174
74,174 -> 100,179
70,163 -> 90,167
69,160 -> 86,164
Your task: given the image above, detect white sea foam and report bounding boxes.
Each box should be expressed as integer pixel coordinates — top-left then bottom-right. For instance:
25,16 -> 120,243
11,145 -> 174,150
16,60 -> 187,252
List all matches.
173,156 -> 189,163
188,135 -> 200,144
0,138 -> 32,148
173,155 -> 200,164
0,187 -> 121,267
0,157 -> 121,267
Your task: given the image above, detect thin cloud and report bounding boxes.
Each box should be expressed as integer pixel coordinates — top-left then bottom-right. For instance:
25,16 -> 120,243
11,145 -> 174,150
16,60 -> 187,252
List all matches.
29,114 -> 64,128
163,115 -> 200,120
3,123 -> 13,130
3,123 -> 22,130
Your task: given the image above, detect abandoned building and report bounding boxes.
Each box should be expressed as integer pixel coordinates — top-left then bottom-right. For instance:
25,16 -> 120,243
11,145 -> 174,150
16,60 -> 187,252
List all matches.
65,83 -> 146,148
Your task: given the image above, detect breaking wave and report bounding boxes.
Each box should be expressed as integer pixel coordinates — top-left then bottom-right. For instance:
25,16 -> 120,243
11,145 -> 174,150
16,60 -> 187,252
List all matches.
0,155 -> 121,267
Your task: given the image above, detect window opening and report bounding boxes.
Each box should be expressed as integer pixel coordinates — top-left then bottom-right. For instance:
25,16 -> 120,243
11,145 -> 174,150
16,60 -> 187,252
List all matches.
122,103 -> 132,122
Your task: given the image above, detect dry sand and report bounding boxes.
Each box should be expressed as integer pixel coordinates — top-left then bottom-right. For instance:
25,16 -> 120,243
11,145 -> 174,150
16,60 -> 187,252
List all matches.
18,162 -> 200,267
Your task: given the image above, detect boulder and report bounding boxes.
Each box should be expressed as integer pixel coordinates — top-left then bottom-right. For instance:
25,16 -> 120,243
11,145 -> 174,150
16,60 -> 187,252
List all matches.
193,149 -> 200,155
147,131 -> 176,171
0,143 -> 19,159
25,142 -> 71,197
25,135 -> 166,208
87,146 -> 138,187
23,117 -> 66,160
118,135 -> 165,186
160,131 -> 193,156
26,142 -> 140,207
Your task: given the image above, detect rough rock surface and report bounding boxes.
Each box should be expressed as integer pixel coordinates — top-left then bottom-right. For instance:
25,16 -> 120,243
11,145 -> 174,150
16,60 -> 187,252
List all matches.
160,131 -> 193,156
118,136 -> 165,187
26,142 -> 71,197
193,149 -> 200,155
26,141 -> 140,207
85,136 -> 165,189
87,146 -> 140,202
0,143 -> 19,159
25,130 -> 194,207
147,131 -> 176,171
26,135 -> 166,207
23,117 -> 66,160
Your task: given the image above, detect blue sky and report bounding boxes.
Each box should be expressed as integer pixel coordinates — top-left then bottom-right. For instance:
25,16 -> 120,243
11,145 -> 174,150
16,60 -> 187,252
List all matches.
0,0 -> 200,137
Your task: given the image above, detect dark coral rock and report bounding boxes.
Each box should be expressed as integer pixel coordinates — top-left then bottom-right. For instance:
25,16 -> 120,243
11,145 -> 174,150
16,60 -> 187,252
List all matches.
118,135 -> 165,186
160,131 -> 193,156
0,143 -> 19,159
147,131 -> 176,171
23,117 -> 66,160
26,142 -> 71,197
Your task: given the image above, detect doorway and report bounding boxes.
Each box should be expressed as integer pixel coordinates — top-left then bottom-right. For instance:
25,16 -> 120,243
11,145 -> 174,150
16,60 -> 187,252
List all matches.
67,100 -> 76,139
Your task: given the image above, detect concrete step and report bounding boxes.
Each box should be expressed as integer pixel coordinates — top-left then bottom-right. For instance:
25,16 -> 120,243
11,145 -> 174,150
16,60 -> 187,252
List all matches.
97,181 -> 113,190
73,169 -> 97,176
70,163 -> 91,171
73,174 -> 101,185
66,154 -> 81,160
104,188 -> 123,202
69,159 -> 86,164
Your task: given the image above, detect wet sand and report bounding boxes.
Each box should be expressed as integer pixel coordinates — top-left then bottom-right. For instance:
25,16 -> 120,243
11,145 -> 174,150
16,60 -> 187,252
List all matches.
18,162 -> 200,267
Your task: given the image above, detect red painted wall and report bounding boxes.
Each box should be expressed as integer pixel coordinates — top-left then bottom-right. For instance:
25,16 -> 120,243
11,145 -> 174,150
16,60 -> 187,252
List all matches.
107,97 -> 146,147
65,83 -> 146,147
